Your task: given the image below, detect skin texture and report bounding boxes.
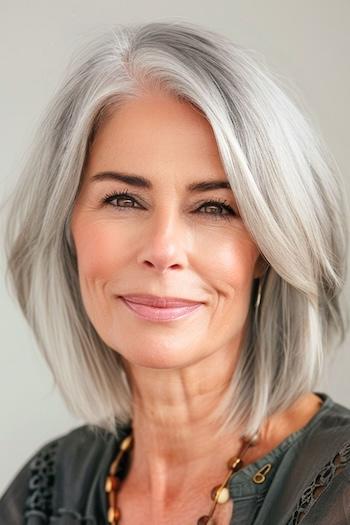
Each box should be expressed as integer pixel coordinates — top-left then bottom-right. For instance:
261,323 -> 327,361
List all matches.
71,91 -> 323,524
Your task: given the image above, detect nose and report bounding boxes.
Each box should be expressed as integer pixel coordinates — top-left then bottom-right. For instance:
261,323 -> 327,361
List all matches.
136,206 -> 188,273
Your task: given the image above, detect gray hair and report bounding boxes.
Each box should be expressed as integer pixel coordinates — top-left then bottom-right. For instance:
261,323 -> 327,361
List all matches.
2,19 -> 349,439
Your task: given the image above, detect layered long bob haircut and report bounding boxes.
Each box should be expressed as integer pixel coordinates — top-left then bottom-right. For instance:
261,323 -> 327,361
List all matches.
3,20 -> 349,438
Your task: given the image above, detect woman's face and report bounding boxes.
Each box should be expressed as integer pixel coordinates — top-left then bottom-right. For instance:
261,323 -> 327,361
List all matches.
71,91 -> 264,369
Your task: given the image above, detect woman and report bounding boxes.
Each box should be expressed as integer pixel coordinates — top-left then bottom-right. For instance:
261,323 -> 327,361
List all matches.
0,19 -> 349,525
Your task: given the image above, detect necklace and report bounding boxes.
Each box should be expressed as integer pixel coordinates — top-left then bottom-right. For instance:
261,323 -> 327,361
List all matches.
105,426 -> 260,524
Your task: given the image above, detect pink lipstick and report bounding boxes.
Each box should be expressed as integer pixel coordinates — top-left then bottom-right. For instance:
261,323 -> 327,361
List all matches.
119,295 -> 203,322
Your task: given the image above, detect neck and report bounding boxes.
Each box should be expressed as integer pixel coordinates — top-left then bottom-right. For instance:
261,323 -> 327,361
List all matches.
122,345 -> 243,495
121,355 -> 323,503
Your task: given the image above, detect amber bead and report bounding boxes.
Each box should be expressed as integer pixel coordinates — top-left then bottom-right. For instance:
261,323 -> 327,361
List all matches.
120,435 -> 133,451
227,456 -> 243,472
105,475 -> 121,492
107,506 -> 121,523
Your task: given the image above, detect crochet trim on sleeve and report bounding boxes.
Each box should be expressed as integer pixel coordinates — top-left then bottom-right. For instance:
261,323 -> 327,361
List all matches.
287,440 -> 350,525
24,440 -> 59,520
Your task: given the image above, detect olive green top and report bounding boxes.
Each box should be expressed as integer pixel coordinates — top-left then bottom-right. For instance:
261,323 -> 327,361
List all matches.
227,391 -> 350,524
1,391 -> 350,524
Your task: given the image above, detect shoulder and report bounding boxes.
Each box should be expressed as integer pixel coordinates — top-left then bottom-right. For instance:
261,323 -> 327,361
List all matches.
301,393 -> 350,446
285,394 -> 350,470
50,422 -> 117,466
46,421 -> 116,450
294,394 -> 350,485
322,395 -> 350,423
26,423 -> 117,492
0,423 -> 122,524
254,395 -> 350,524
286,395 -> 350,524
286,440 -> 350,524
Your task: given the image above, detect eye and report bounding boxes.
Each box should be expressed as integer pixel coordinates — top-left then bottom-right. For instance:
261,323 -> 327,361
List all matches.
195,199 -> 236,221
102,190 -> 142,209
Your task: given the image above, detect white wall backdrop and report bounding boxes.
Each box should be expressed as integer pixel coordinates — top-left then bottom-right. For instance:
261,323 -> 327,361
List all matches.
1,0 -> 349,494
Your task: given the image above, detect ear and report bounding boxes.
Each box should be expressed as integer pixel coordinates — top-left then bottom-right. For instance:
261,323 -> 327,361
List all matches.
253,254 -> 270,279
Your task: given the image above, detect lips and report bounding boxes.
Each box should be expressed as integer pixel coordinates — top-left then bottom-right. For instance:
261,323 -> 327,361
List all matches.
120,294 -> 203,308
119,294 -> 204,322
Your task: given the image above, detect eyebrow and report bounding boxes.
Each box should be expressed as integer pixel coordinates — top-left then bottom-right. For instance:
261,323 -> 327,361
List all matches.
90,171 -> 231,192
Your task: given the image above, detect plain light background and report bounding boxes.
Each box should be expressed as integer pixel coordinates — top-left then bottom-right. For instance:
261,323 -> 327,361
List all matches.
0,0 -> 349,495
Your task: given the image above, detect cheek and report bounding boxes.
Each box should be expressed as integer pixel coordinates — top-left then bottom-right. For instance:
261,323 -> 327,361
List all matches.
206,232 -> 258,285
72,219 -> 128,283
206,234 -> 258,297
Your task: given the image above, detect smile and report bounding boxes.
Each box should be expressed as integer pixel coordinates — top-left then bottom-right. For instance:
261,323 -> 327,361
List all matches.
119,296 -> 203,322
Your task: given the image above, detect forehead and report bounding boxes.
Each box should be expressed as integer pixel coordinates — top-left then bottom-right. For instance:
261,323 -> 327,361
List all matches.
84,92 -> 228,186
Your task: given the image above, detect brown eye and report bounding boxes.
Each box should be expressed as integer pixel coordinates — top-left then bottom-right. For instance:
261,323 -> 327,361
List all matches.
102,190 -> 142,209
196,199 -> 236,220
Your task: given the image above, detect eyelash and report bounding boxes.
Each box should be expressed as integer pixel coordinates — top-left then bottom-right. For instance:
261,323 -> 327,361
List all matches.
101,190 -> 236,221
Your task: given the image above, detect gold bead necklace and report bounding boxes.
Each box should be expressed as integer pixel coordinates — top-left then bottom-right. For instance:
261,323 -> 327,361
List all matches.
105,426 -> 260,524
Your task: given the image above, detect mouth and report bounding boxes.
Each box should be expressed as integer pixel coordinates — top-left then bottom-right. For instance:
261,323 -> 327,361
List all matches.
118,295 -> 204,322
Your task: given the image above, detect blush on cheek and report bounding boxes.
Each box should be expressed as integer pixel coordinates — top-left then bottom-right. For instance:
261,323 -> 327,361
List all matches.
75,223 -> 117,274
214,241 -> 248,276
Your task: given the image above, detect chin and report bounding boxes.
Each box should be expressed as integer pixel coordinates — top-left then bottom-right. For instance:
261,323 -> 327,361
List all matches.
115,344 -> 203,370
